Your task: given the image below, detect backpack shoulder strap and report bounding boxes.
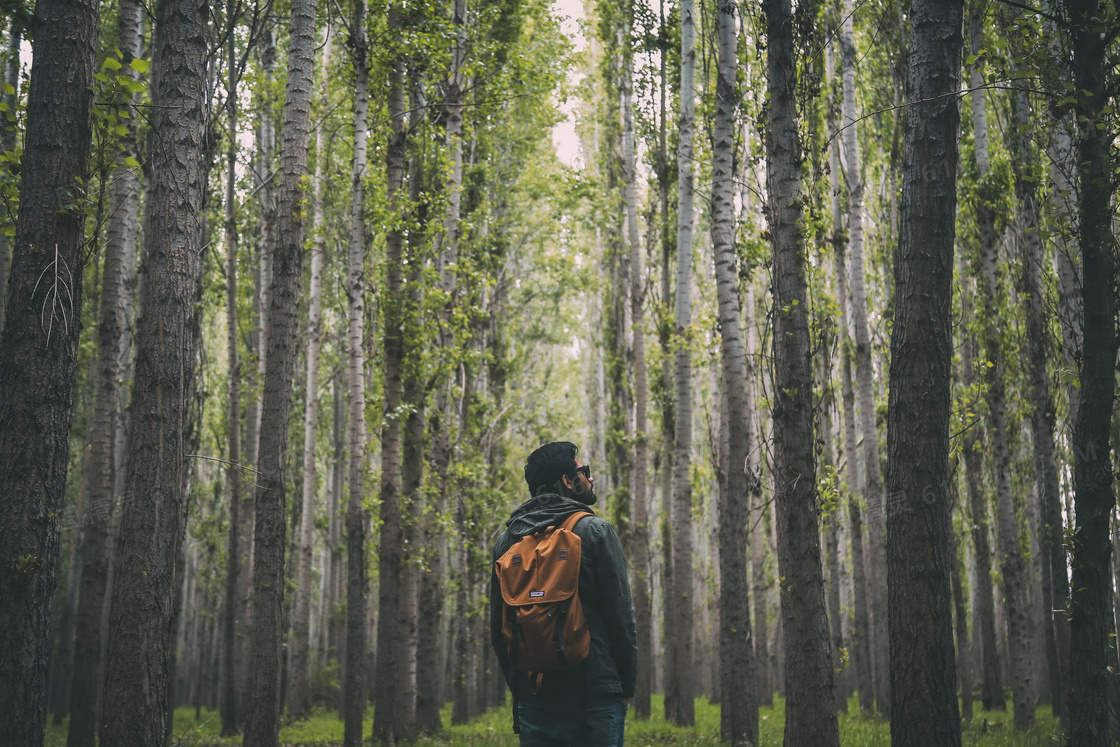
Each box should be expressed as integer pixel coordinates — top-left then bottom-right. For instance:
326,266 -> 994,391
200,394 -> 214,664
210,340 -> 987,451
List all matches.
558,510 -> 594,533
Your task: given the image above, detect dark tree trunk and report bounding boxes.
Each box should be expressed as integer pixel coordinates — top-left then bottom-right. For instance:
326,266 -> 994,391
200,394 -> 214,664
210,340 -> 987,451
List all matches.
244,0 -> 315,741
712,3 -> 755,742
0,0 -> 98,742
374,5 -> 410,742
883,0 -> 964,739
1065,0 -> 1115,739
764,0 -> 839,740
342,6 -> 369,745
98,0 -> 211,742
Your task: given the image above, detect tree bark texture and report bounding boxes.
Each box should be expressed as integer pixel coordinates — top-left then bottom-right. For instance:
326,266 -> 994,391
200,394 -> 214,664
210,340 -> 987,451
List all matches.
831,186 -> 874,717
98,0 -> 210,742
1065,0 -> 1115,738
374,7 -> 410,740
0,0 -> 97,742
667,0 -> 697,726
288,25 -> 333,724
66,3 -> 143,745
884,0 -> 964,740
245,0 -> 315,741
764,0 -> 840,740
838,0 -> 889,715
623,23 -> 653,721
343,8 -> 369,745
712,2 -> 755,742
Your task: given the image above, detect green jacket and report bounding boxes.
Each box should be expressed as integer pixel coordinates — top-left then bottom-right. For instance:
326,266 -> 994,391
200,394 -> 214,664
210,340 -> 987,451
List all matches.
489,492 -> 638,705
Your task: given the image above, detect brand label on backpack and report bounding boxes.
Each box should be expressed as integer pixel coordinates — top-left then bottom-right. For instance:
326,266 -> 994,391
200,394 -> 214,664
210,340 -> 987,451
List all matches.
530,590 -> 544,598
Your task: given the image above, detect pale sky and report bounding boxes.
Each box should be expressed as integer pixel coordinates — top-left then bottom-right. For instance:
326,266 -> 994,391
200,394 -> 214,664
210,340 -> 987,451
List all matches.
551,0 -> 586,169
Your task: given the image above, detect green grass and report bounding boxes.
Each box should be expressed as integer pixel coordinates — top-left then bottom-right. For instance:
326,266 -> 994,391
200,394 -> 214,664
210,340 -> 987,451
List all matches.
45,694 -> 1064,745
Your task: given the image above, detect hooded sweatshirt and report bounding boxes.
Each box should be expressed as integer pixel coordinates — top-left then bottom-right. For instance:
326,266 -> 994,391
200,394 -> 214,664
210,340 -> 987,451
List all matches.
489,492 -> 638,705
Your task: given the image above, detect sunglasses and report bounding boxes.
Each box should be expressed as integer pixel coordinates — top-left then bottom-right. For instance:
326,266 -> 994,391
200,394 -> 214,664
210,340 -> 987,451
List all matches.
574,465 -> 592,480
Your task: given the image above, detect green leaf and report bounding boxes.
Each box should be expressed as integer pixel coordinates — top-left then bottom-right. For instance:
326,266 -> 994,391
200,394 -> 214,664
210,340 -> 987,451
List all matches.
130,58 -> 150,73
93,72 -> 109,83
1,83 -> 13,95
114,124 -> 129,137
103,57 -> 123,71
124,155 -> 141,169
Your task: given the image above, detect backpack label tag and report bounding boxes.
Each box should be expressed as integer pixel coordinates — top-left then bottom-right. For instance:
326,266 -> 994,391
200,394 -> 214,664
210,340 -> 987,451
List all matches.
558,549 -> 568,559
529,590 -> 544,598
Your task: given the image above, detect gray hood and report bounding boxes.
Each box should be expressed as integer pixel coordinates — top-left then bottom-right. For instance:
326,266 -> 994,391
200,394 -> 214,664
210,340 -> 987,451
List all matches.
504,492 -> 593,538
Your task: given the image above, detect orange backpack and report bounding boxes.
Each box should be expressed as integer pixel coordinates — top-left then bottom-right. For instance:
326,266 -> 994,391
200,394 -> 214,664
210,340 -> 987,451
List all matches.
496,511 -> 593,683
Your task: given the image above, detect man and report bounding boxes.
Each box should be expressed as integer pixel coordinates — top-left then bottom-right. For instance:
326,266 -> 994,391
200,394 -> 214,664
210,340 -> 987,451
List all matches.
490,441 -> 638,747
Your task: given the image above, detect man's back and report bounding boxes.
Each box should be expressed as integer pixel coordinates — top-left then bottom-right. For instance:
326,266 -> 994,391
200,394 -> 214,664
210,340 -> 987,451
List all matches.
490,491 -> 636,745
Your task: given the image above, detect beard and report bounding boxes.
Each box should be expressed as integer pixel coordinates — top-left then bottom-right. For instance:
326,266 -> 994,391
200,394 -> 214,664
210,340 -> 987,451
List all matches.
566,483 -> 598,506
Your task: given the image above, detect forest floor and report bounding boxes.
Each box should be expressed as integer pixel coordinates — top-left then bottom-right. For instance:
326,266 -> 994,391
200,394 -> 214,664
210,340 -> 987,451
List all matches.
45,694 -> 1062,745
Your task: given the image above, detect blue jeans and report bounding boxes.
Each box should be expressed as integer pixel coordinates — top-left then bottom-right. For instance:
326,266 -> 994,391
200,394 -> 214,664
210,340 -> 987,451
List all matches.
517,697 -> 626,747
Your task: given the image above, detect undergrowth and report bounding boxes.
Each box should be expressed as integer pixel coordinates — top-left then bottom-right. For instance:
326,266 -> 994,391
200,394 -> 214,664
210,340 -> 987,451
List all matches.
45,693 -> 1064,745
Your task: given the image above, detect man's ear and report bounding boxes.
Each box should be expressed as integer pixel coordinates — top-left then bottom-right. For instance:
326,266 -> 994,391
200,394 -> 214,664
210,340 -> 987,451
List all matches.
560,474 -> 573,491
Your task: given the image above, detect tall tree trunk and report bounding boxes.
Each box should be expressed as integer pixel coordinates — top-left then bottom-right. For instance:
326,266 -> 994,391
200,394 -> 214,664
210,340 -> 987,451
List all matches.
884,0 -> 964,739
764,0 -> 839,740
968,13 -> 1034,728
0,0 -> 98,742
712,3 -> 755,742
245,0 -> 315,740
740,148 -> 769,710
98,0 -> 211,741
221,1 -> 243,733
838,0 -> 889,714
374,5 -> 410,741
67,3 -> 143,745
239,28 -> 277,718
0,21 -> 21,335
342,5 -> 369,745
623,17 -> 653,721
830,125 -> 874,718
1065,0 -> 1115,738
394,99 -> 427,739
666,0 -> 696,725
288,25 -> 333,723
342,7 -> 369,745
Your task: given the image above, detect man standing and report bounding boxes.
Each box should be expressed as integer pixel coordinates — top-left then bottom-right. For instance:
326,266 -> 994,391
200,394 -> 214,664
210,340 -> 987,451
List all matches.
490,441 -> 638,746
